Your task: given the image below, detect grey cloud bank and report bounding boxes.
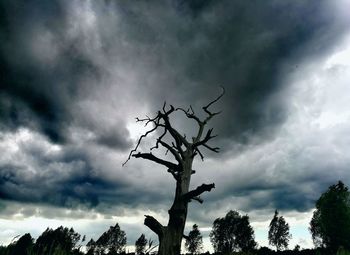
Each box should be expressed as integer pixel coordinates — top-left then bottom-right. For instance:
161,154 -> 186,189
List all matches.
1,0 -> 350,249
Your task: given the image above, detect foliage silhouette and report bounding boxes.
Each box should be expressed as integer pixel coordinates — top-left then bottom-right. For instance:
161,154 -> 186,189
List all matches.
135,234 -> 147,255
309,181 -> 350,251
210,210 -> 257,254
268,210 -> 291,251
33,226 -> 82,255
2,182 -> 350,255
4,233 -> 33,255
92,223 -> 127,255
185,224 -> 203,254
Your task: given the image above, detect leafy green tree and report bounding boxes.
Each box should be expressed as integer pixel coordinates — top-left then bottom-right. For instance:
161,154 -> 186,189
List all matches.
309,181 -> 350,251
185,224 -> 203,255
135,234 -> 147,255
268,210 -> 291,251
95,223 -> 127,254
210,210 -> 257,254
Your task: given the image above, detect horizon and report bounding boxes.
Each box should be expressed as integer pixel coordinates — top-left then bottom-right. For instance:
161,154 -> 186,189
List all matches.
1,0 -> 350,253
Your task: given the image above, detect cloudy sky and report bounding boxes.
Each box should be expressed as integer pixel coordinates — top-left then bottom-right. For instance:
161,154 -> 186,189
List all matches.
1,0 -> 350,252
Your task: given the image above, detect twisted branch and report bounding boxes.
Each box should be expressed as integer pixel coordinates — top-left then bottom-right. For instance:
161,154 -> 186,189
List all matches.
144,215 -> 164,237
182,183 -> 215,203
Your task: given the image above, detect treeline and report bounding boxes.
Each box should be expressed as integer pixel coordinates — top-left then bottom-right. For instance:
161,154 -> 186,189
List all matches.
0,224 -> 127,255
0,181 -> 349,255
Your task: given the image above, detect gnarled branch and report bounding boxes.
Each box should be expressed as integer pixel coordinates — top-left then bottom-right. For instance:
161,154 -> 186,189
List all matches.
182,183 -> 215,202
122,120 -> 159,166
132,152 -> 180,172
123,88 -> 224,167
193,128 -> 218,149
144,215 -> 164,237
193,87 -> 224,144
202,87 -> 225,122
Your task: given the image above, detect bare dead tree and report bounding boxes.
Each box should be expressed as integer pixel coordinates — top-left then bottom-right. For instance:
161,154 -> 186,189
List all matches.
123,88 -> 224,255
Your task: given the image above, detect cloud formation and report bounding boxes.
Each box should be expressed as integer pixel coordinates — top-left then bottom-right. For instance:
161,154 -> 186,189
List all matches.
2,1 -> 349,144
1,2 -> 350,249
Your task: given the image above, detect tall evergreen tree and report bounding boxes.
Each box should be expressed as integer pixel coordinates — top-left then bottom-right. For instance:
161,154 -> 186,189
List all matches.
268,210 -> 291,251
135,234 -> 147,255
95,223 -> 127,254
185,224 -> 203,255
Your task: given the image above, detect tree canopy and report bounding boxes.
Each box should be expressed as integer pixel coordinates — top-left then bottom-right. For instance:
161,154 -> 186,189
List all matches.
309,181 -> 350,251
5,233 -> 33,255
95,223 -> 127,255
33,226 -> 82,255
135,234 -> 147,255
185,224 -> 203,255
210,210 -> 257,253
268,210 -> 291,251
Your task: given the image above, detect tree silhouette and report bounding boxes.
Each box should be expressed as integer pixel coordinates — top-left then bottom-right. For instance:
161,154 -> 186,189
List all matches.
144,238 -> 158,255
86,238 -> 96,255
95,223 -> 127,255
210,210 -> 257,253
33,226 -> 81,255
184,224 -> 203,255
135,234 -> 147,255
7,233 -> 33,255
309,181 -> 350,251
124,88 -> 224,255
268,210 -> 291,251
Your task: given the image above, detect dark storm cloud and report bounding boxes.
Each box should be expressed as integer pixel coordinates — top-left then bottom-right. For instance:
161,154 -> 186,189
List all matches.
0,133 -> 168,211
0,0 -> 131,149
2,0 -> 349,145
0,1 -> 95,143
100,0 -> 350,143
1,0 -> 350,218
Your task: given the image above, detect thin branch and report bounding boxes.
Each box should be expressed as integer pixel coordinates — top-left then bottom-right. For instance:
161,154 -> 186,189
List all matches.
202,86 -> 225,119
123,88 -> 224,166
202,143 -> 220,153
194,128 -> 217,146
158,140 -> 183,164
176,107 -> 202,126
150,128 -> 168,151
194,148 -> 204,161
193,87 -> 225,143
122,117 -> 159,166
162,113 -> 189,149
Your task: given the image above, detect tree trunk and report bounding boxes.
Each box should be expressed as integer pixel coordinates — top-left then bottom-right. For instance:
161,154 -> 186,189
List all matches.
157,199 -> 188,255
157,153 -> 193,255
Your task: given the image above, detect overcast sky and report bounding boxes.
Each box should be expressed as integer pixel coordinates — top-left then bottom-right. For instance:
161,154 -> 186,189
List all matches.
1,0 -> 350,252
